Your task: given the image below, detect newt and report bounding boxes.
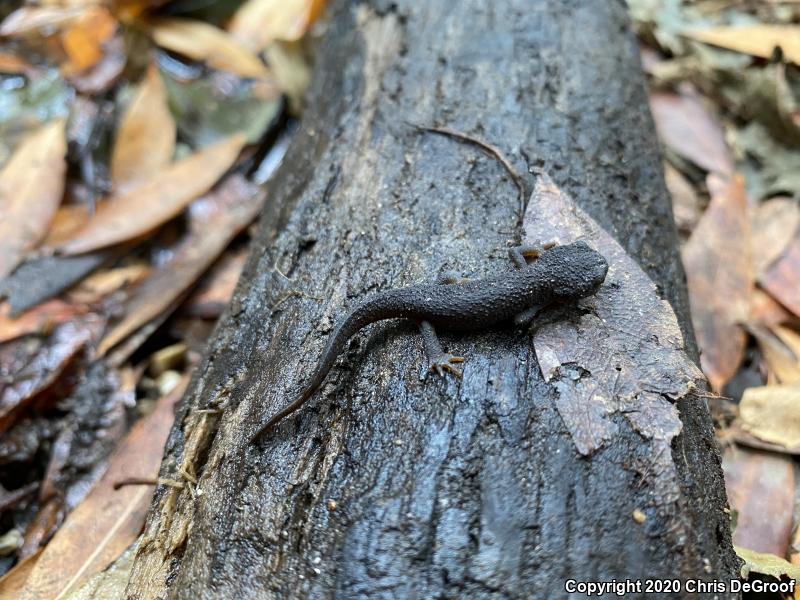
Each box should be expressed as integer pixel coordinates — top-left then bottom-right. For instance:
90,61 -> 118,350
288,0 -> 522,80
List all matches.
254,240 -> 608,438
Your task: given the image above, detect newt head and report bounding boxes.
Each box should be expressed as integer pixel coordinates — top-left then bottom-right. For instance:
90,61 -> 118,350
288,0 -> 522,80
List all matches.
544,240 -> 608,301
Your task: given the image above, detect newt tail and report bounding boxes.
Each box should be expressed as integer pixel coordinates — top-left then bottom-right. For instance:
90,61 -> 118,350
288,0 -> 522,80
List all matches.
253,295 -> 400,439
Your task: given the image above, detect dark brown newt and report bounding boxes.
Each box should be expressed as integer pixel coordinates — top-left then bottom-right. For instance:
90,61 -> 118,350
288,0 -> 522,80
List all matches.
254,240 -> 608,439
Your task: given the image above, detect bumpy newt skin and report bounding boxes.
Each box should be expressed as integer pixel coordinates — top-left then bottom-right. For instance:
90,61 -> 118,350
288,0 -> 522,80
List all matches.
254,241 -> 608,438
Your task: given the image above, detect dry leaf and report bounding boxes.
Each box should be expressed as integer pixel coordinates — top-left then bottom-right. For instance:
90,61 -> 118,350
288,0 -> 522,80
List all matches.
111,64 -> 176,192
724,447 -> 794,556
42,204 -> 90,248
0,319 -> 95,434
0,550 -> 42,597
649,88 -> 734,176
229,0 -> 325,51
736,545 -> 800,583
264,41 -> 311,114
749,289 -> 793,329
527,173 -> 701,456
65,538 -> 139,600
184,250 -> 247,318
738,384 -> 800,449
69,264 -> 150,304
0,300 -> 88,344
750,326 -> 800,385
0,51 -> 32,74
20,377 -> 188,600
97,175 -> 262,355
149,17 -> 270,79
21,497 -> 62,561
0,120 -> 67,278
67,30 -> 125,94
772,326 -> 800,355
60,6 -> 117,75
0,6 -> 84,37
751,198 -> 800,276
761,237 -> 800,319
687,25 -> 800,66
664,162 -> 701,233
683,174 -> 752,391
58,133 -> 246,255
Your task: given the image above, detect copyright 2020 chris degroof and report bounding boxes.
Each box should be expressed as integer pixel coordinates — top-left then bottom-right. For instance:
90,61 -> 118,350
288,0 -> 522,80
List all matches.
564,577 -> 796,596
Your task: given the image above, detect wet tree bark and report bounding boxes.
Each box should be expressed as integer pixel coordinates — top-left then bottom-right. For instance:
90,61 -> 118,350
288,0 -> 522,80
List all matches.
125,0 -> 740,598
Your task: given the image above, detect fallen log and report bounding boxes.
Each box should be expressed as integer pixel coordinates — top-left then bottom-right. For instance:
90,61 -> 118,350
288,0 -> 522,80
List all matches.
125,0 -> 740,597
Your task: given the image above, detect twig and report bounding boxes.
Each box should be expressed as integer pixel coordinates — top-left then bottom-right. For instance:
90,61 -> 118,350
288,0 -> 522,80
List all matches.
113,477 -> 185,490
410,123 -> 527,214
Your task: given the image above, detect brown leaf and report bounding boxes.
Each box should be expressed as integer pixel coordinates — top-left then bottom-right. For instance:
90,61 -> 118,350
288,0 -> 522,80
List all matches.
20,377 -> 188,600
57,133 -> 246,255
687,25 -> 800,66
67,31 -> 125,94
0,51 -> 32,75
761,237 -> 800,319
526,172 -> 701,456
727,424 -> 800,456
750,326 -> 800,385
738,384 -> 800,450
65,538 -> 138,599
229,0 -> 325,51
20,495 -> 62,560
0,120 -> 67,278
264,41 -> 311,114
97,175 -> 263,356
149,17 -> 270,79
0,6 -> 84,37
68,263 -> 150,304
682,174 -> 752,391
664,162 -> 701,234
184,250 -> 247,318
749,289 -> 793,329
41,204 -> 90,248
110,64 -> 175,193
0,318 -> 98,435
60,6 -> 117,75
0,300 -> 88,344
649,88 -> 734,176
724,447 -> 794,556
0,549 -> 42,597
751,198 -> 800,276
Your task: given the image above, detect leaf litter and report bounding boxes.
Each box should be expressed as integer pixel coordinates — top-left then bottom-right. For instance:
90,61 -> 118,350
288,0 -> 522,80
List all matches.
632,0 -> 800,578
0,0 -> 322,582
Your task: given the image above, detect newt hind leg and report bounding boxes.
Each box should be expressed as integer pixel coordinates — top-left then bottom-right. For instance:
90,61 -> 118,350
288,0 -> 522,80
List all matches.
513,305 -> 542,327
418,320 -> 464,378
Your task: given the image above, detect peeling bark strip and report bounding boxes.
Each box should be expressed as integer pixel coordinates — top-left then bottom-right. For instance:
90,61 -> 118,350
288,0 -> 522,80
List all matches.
126,0 -> 739,598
